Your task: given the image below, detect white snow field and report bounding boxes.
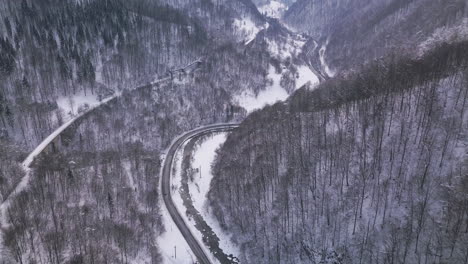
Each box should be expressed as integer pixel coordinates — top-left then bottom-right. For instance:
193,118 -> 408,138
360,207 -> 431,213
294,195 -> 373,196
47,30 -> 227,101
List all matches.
296,65 -> 320,88
56,91 -> 101,118
158,204 -> 197,264
235,63 -> 319,113
235,65 -> 288,113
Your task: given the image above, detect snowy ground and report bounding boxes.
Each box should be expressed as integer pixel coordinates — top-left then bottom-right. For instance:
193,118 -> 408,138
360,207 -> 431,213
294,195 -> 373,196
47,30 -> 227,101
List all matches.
235,63 -> 318,113
258,0 -> 287,19
233,10 -> 320,113
235,65 -> 288,113
158,206 -> 197,264
56,91 -> 101,119
188,134 -> 241,259
296,65 -> 320,88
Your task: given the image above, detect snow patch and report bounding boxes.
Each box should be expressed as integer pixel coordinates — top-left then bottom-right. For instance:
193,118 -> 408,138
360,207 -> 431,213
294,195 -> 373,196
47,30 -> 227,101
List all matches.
296,65 -> 319,89
235,65 -> 288,113
56,91 -> 101,118
189,135 -> 226,211
158,204 -> 197,264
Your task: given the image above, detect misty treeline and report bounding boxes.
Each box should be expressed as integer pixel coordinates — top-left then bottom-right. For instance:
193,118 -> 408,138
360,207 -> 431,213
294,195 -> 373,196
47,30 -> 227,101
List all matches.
285,0 -> 468,74
210,41 -> 468,263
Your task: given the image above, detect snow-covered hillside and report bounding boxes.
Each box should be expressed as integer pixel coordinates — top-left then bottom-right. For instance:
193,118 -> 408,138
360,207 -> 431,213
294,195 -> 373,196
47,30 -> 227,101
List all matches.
210,41 -> 468,264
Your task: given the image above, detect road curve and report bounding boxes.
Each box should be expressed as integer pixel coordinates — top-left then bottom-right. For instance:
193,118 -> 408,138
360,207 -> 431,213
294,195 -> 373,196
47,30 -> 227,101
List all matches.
161,123 -> 239,264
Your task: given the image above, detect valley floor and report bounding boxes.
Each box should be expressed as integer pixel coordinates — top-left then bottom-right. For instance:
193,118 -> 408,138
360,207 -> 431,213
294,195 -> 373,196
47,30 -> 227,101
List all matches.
159,132 -> 240,264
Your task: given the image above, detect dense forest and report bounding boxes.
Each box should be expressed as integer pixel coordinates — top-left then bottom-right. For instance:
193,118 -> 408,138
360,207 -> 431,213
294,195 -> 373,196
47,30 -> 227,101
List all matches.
210,41 -> 468,263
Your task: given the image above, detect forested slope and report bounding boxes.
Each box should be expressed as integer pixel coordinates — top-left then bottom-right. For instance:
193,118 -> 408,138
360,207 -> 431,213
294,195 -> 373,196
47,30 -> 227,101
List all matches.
210,41 -> 468,263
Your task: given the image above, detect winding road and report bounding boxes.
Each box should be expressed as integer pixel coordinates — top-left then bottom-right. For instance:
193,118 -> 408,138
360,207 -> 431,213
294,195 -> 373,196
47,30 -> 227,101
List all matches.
161,123 -> 239,264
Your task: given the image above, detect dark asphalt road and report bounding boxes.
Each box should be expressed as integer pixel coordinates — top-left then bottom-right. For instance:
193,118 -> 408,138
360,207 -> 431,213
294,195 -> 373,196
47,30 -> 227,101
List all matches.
161,123 -> 239,264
